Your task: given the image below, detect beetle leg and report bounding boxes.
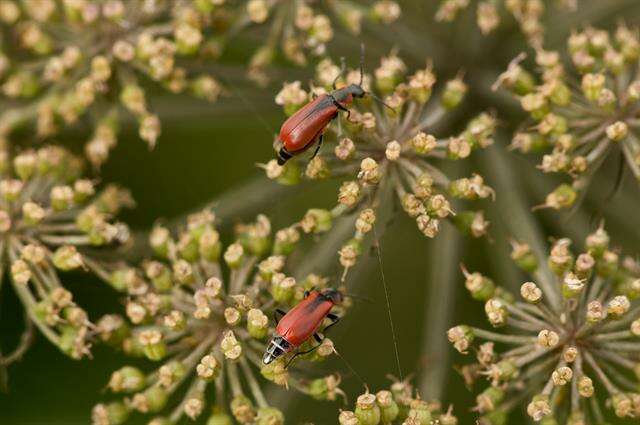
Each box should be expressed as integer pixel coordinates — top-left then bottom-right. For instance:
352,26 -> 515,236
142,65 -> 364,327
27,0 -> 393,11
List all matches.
285,343 -> 322,369
313,333 -> 323,343
324,313 -> 340,333
331,100 -> 354,123
273,309 -> 287,325
310,134 -> 324,160
303,286 -> 317,299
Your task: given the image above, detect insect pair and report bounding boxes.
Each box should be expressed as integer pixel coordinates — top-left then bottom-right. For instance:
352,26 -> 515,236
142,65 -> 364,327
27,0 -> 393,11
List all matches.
275,46 -> 394,165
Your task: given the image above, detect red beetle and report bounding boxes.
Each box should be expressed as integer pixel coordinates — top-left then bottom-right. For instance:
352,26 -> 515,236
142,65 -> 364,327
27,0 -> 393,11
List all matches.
262,288 -> 342,365
276,81 -> 366,165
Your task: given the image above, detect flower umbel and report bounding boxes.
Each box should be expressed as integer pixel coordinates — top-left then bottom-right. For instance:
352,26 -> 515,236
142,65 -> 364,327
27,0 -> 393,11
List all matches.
496,25 -> 640,210
265,53 -> 495,279
450,226 -> 640,423
0,144 -> 132,362
94,212 -> 347,424
0,0 -> 222,167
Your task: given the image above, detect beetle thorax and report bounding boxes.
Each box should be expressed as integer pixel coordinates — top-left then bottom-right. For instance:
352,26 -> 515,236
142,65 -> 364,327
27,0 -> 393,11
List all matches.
332,84 -> 365,105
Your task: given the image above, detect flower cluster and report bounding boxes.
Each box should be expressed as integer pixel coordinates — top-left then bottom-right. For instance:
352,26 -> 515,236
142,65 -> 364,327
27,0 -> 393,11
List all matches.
338,377 -> 458,425
435,0 -> 578,47
264,53 -> 495,278
0,0 -> 222,167
239,0 -> 401,83
496,25 -> 640,210
448,226 -> 640,423
0,143 -> 132,363
93,211 -> 349,425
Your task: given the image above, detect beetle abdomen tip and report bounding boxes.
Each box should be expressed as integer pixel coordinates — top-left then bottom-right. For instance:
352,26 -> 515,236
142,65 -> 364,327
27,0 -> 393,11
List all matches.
277,147 -> 292,165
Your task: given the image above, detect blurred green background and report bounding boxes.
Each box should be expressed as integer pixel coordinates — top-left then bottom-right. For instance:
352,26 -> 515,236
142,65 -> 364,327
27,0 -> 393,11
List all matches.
2,1 -> 640,423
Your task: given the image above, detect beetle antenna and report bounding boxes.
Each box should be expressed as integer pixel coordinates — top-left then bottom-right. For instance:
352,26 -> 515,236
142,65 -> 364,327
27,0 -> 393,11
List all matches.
359,43 -> 365,86
368,92 -> 396,113
343,292 -> 374,304
333,57 -> 347,90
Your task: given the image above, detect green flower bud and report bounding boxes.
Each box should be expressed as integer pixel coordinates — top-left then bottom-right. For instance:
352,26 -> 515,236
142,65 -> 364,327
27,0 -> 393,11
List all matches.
510,242 -> 538,272
240,231 -> 271,257
145,261 -> 173,293
96,315 -> 130,347
199,228 -> 221,262
231,395 -> 256,424
258,255 -> 285,282
339,410 -> 360,425
492,359 -> 519,383
376,390 -> 399,423
562,273 -> 585,298
273,227 -> 300,255
177,233 -> 199,262
300,209 -> 333,234
120,84 -> 147,115
261,355 -> 290,384
406,399 -> 432,424
527,394 -> 551,421
11,259 -> 31,285
52,245 -> 83,271
173,259 -> 194,285
247,308 -> 269,339
544,184 -> 577,210
596,250 -> 618,278
58,325 -> 83,358
511,68 -> 536,95
275,160 -> 302,185
308,378 -> 331,401
447,325 -> 474,353
223,243 -> 244,269
122,336 -> 146,358
520,93 -> 549,120
270,274 -> 296,304
548,81 -> 571,106
586,227 -> 609,257
139,330 -> 167,361
14,151 -> 36,180
256,407 -> 284,425
451,210 -> 489,238
206,411 -> 233,425
464,270 -> 496,301
582,73 -> 605,102
50,185 -> 74,211
476,386 -> 505,413
108,366 -> 146,393
355,393 -> 381,425
107,268 -> 132,292
195,354 -> 220,381
441,78 -> 467,110
149,226 -> 171,258
142,386 -> 169,413
620,278 -> 640,300
92,402 -> 131,425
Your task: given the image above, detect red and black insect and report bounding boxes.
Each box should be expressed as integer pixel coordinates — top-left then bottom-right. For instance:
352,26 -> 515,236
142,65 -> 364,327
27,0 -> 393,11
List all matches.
262,288 -> 342,365
275,47 -> 392,165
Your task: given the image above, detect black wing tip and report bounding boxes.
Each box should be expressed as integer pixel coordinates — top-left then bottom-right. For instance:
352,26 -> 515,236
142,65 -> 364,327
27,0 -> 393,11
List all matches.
277,148 -> 292,165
